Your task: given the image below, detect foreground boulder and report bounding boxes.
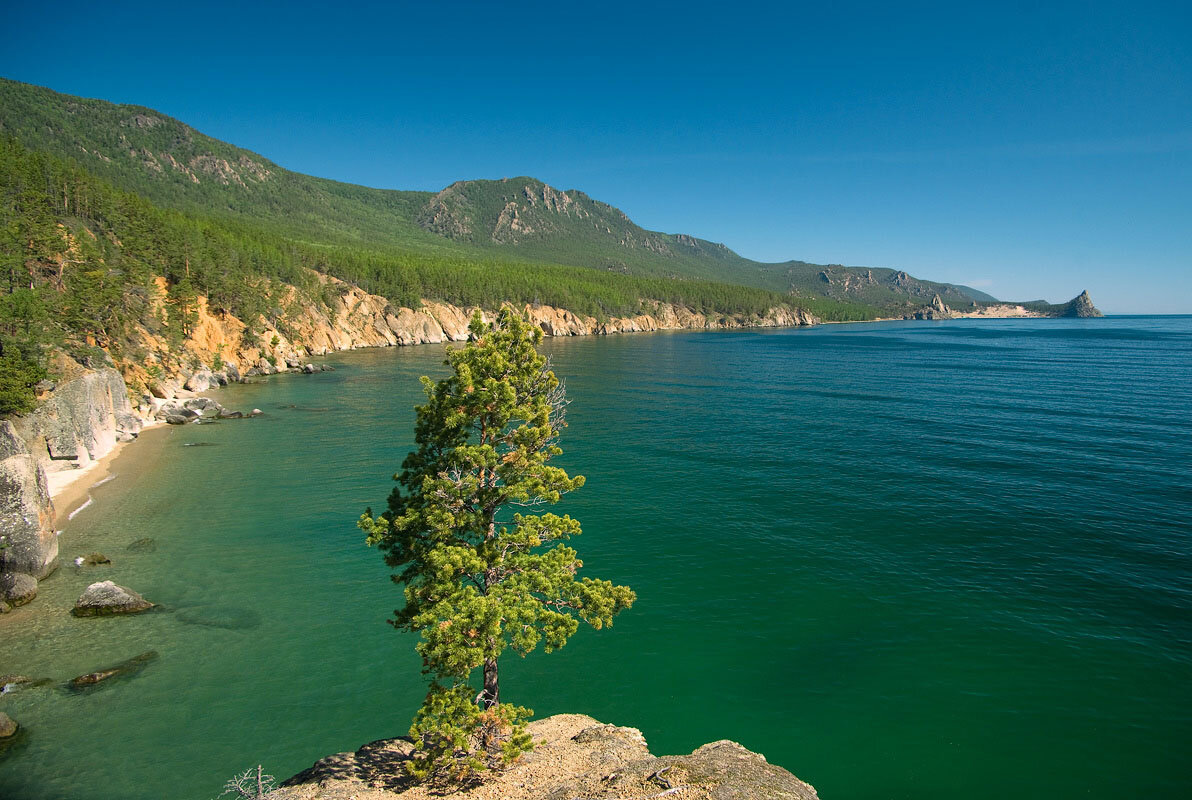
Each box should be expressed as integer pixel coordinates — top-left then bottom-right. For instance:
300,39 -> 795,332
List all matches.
71,580 -> 155,616
0,712 -> 17,738
274,714 -> 818,800
67,650 -> 158,690
0,421 -> 58,581
0,572 -> 37,607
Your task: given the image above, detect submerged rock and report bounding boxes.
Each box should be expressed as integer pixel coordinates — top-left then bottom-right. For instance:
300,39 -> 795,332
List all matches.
0,572 -> 37,607
176,604 -> 262,631
71,580 -> 155,616
67,650 -> 158,690
126,537 -> 157,553
0,675 -> 52,692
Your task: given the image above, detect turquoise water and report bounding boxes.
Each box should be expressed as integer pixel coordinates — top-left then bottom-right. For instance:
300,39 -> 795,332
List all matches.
1,316 -> 1190,799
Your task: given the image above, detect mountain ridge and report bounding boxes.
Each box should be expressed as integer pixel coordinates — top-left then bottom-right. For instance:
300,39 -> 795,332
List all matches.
0,76 -> 1000,309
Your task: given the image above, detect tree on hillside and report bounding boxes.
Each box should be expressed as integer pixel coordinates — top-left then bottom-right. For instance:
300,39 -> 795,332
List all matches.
360,308 -> 635,784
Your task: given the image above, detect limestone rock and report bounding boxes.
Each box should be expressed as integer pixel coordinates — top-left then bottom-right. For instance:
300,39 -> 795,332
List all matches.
184,368 -> 214,392
275,713 -> 818,800
71,580 -> 155,616
16,368 -> 131,465
0,421 -> 58,579
0,572 -> 37,606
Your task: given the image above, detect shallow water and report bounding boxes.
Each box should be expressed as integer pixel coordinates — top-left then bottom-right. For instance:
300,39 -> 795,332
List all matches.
1,317 -> 1190,799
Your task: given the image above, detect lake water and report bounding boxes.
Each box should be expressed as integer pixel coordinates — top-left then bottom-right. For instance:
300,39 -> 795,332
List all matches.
1,316 -> 1190,799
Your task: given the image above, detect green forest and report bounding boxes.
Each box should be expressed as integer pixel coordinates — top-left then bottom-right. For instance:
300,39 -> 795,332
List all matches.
0,134 -> 878,414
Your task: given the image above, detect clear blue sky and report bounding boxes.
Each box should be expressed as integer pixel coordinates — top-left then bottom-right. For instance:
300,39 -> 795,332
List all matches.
3,0 -> 1189,312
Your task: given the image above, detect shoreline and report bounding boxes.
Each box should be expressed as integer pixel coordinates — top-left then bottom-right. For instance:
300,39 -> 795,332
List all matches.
33,310 -> 1083,530
47,420 -> 164,521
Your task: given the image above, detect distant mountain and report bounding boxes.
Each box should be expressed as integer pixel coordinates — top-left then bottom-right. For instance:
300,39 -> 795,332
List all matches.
0,77 -> 999,310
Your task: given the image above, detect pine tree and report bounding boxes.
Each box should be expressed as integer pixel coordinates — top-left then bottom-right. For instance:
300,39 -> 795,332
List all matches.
360,308 -> 635,784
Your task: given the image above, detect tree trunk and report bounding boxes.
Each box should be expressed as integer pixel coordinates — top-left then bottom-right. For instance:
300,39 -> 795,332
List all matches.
483,657 -> 499,708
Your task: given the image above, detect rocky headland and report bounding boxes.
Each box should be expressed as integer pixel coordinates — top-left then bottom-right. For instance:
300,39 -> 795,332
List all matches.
903,290 -> 1103,321
273,713 -> 819,800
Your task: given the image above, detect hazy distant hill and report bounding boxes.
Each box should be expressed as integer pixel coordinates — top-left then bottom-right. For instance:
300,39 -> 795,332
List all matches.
0,77 -> 997,311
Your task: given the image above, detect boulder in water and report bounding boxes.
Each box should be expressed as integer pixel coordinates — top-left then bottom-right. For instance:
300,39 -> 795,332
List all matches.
71,581 -> 155,616
79,552 -> 111,566
0,712 -> 17,738
0,572 -> 37,607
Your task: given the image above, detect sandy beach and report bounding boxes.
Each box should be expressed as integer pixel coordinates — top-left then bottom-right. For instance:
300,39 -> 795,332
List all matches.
46,421 -> 165,522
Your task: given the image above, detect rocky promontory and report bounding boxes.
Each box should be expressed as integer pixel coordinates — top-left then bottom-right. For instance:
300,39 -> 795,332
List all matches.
273,713 -> 819,800
945,290 -> 1104,320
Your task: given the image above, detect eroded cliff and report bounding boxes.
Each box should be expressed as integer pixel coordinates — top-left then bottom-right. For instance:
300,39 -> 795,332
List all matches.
120,272 -> 817,403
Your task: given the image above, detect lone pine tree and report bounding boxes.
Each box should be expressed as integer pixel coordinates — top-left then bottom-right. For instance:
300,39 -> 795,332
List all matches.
360,308 -> 635,782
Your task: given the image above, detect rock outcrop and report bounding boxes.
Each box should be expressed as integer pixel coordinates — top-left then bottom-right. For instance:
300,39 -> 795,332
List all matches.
14,366 -> 141,466
274,713 -> 819,800
1060,289 -> 1103,318
71,580 -> 155,616
905,293 -> 953,320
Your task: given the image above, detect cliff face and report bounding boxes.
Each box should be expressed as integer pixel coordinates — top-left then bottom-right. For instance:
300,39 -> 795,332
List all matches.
274,713 -> 820,800
121,272 -> 818,401
0,362 -> 146,610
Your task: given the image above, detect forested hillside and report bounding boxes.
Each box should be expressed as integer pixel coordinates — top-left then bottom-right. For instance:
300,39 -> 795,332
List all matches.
0,134 -> 877,413
0,78 -> 993,304
1,77 -> 1028,413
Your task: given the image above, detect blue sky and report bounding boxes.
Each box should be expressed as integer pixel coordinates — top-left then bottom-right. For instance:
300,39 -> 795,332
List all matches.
3,0 -> 1189,311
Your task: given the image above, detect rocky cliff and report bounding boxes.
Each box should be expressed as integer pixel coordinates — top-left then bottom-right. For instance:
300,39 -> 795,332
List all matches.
0,358 -> 145,611
120,272 -> 817,403
273,713 -> 819,800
